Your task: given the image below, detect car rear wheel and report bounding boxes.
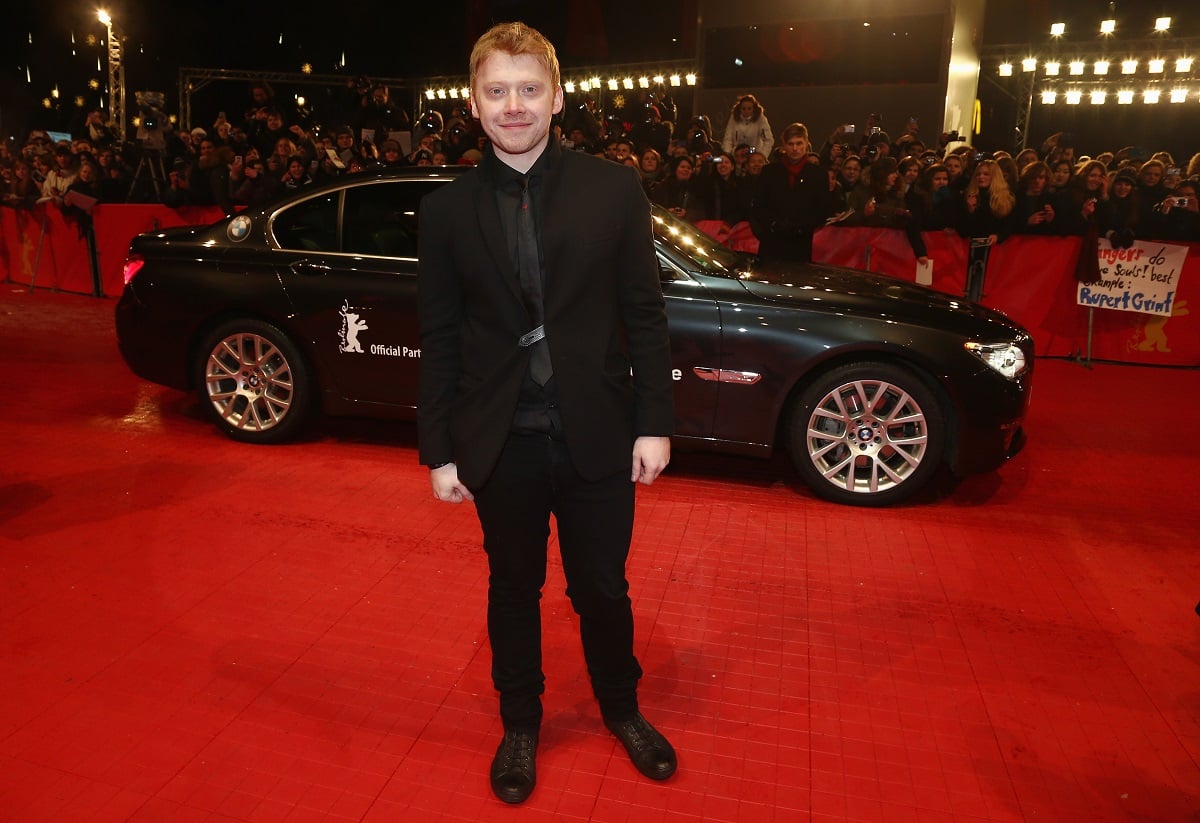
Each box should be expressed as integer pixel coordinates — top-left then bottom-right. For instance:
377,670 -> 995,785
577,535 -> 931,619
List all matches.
789,362 -> 945,506
195,319 -> 311,443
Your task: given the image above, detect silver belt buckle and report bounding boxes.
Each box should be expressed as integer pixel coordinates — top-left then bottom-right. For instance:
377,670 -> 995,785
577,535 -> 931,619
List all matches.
519,325 -> 545,347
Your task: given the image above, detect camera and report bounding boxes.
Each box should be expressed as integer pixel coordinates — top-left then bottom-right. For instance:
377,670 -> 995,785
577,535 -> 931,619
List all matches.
134,91 -> 171,150
1172,196 -> 1190,207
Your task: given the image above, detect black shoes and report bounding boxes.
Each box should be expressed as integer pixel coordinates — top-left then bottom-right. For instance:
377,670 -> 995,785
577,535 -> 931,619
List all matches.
490,730 -> 538,804
605,712 -> 677,780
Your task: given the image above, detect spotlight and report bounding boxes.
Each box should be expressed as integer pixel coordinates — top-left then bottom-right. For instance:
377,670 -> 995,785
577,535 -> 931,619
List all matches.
1041,91 -> 1057,104
1065,90 -> 1082,105
1045,61 -> 1061,76
1050,22 -> 1065,36
1095,61 -> 1109,75
1122,60 -> 1138,74
1144,89 -> 1161,104
1100,19 -> 1115,35
1117,90 -> 1134,104
1022,58 -> 1038,72
1155,17 -> 1171,32
998,63 -> 1013,76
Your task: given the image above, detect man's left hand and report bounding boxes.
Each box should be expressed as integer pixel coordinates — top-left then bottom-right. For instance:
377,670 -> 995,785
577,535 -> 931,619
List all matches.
631,436 -> 670,485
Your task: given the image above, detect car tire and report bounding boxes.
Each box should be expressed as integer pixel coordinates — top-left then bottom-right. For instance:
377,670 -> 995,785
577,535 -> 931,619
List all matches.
789,361 -> 945,506
195,319 -> 311,444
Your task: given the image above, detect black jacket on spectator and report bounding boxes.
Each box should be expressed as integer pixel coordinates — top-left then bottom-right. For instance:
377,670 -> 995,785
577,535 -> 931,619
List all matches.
750,157 -> 830,263
956,189 -> 1018,241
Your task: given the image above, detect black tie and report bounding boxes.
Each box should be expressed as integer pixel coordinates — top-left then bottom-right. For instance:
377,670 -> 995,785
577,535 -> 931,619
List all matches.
517,178 -> 553,385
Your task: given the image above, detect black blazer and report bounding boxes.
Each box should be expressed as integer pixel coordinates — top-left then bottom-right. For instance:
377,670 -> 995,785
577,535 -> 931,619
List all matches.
417,140 -> 674,489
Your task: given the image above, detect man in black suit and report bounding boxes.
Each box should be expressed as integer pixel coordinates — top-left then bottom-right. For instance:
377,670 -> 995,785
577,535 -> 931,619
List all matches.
417,22 -> 677,805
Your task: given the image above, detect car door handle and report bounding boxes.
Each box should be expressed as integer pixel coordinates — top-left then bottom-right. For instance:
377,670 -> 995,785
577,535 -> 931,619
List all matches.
693,367 -> 762,385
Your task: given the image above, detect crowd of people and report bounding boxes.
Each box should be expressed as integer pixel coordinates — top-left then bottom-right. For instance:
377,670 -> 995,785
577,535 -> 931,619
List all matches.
3,82 -> 1198,254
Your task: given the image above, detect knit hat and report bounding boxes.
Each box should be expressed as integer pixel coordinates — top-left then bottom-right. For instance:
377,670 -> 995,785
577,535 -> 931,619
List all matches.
1113,168 -> 1138,186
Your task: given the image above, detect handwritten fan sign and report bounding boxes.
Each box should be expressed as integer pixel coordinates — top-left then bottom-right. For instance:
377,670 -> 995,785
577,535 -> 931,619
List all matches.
1077,240 -> 1187,317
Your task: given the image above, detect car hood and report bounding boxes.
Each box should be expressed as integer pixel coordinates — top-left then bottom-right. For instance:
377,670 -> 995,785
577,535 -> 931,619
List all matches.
732,261 -> 1022,332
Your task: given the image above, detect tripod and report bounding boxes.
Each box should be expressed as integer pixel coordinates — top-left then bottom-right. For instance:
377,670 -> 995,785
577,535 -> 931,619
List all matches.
127,146 -> 166,202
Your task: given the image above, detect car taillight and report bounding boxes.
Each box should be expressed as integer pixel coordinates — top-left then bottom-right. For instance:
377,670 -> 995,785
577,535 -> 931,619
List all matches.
123,255 -> 145,285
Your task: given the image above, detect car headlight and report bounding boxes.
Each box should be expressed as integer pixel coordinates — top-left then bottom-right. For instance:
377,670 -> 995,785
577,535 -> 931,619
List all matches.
964,341 -> 1027,379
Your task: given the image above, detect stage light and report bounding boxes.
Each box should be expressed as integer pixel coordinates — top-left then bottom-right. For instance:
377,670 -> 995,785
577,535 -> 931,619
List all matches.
622,77 -> 633,90
1155,17 -> 1171,32
1022,58 -> 1038,72
998,63 -> 1013,76
1149,59 -> 1165,73
685,73 -> 697,85
1065,90 -> 1082,105
1041,91 -> 1056,104
1069,61 -> 1084,76
1177,58 -> 1194,73
1122,59 -> 1138,74
564,81 -> 574,93
1100,19 -> 1115,35
1090,91 -> 1106,104
1144,89 -> 1161,104
607,78 -> 618,91
1117,90 -> 1134,104
1094,60 -> 1109,75
669,74 -> 681,86
1050,22 -> 1065,36
1045,61 -> 1060,76
1170,89 -> 1188,103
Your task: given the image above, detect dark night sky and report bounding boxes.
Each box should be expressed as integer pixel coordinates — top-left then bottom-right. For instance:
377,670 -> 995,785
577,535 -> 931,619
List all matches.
1,0 -> 693,135
3,1 -> 1195,141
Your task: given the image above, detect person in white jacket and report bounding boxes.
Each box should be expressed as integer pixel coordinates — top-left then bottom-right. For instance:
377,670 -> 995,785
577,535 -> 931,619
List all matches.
721,94 -> 773,157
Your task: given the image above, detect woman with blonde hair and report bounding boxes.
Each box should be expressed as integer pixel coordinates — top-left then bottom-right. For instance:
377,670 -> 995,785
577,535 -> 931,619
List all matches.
958,158 -> 1017,244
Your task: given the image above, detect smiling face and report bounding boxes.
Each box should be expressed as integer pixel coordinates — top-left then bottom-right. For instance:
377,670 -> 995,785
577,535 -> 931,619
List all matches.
470,51 -> 563,172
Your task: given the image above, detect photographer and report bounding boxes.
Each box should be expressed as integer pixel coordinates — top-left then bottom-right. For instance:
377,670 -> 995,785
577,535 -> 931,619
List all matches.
352,83 -> 411,138
1151,180 -> 1200,242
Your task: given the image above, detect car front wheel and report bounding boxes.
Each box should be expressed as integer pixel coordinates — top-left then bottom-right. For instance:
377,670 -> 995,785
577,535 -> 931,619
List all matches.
195,319 -> 311,443
789,362 -> 945,506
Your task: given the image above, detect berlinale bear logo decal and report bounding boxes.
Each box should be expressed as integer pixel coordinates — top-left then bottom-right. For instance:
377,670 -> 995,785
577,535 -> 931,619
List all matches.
338,300 -> 368,353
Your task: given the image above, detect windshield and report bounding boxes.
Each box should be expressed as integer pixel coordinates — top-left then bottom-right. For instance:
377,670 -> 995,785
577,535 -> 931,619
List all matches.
651,205 -> 744,275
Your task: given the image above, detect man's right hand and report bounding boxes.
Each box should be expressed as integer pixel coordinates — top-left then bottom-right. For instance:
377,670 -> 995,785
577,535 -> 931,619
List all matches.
430,463 -> 474,503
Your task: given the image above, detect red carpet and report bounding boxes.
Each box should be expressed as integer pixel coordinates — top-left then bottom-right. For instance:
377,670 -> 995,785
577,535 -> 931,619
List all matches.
1,287 -> 1198,822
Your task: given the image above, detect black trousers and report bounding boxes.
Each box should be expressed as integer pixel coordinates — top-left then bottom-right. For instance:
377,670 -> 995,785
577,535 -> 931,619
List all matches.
472,433 -> 642,732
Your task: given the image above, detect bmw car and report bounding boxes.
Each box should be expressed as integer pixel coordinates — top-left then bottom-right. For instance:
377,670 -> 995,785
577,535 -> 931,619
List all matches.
116,166 -> 1033,506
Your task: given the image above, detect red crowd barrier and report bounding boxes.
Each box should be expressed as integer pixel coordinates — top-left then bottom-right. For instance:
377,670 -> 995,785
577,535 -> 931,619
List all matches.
810,225 -> 1197,366
3,206 -> 1196,366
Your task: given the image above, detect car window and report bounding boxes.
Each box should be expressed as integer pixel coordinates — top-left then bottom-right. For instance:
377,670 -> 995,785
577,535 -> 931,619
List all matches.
272,193 -> 339,252
343,180 -> 442,258
651,206 -> 744,275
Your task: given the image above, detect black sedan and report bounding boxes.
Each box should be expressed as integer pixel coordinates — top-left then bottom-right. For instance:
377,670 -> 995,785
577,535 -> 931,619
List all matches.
116,167 -> 1033,506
